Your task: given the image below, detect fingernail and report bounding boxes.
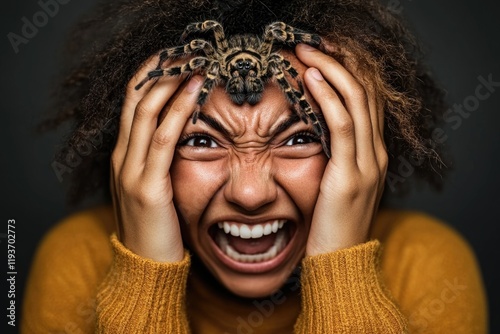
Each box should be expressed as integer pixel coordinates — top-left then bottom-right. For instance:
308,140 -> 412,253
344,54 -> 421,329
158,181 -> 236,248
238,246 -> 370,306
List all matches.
187,77 -> 203,93
299,43 -> 316,51
310,68 -> 324,81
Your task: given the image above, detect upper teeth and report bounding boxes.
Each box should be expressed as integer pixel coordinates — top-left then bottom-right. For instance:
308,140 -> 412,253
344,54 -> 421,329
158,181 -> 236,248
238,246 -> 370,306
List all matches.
217,220 -> 286,239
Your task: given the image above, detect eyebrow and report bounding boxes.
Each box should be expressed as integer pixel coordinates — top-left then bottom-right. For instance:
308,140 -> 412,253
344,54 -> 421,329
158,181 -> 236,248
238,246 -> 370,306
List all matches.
273,111 -> 329,141
273,113 -> 302,138
196,112 -> 232,138
195,111 -> 305,141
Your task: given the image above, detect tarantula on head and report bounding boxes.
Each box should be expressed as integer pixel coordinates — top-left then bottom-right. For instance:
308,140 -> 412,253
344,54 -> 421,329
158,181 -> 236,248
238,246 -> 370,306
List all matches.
135,20 -> 330,157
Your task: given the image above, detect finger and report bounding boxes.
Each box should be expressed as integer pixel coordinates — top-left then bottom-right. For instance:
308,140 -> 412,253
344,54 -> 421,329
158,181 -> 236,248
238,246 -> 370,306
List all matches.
143,76 -> 204,182
303,67 -> 356,169
114,56 -> 162,168
296,44 -> 376,165
365,83 -> 384,139
366,85 -> 388,173
123,69 -> 187,171
109,164 -> 124,239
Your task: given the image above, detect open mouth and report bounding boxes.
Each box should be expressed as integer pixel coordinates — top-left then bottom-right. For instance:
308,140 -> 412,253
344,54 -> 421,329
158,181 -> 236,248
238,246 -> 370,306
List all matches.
209,220 -> 296,270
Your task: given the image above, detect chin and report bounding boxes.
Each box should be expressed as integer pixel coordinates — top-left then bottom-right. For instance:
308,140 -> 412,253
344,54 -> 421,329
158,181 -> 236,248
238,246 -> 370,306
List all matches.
216,264 -> 300,298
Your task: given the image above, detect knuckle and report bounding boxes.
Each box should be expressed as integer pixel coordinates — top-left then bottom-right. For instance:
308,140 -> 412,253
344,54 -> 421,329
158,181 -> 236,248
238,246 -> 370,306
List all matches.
110,155 -> 121,174
345,182 -> 360,195
132,188 -> 150,207
364,170 -> 380,186
133,182 -> 162,207
126,79 -> 139,96
134,102 -> 152,121
323,89 -> 339,103
117,164 -> 141,190
336,119 -> 354,137
345,82 -> 367,102
118,172 -> 134,192
327,177 -> 360,198
342,182 -> 361,199
167,102 -> 188,117
111,150 -> 122,165
120,177 -> 144,200
378,150 -> 389,171
151,131 -> 174,149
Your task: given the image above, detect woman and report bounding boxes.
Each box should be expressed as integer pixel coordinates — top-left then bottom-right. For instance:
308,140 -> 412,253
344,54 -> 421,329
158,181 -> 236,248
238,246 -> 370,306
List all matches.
22,0 -> 487,333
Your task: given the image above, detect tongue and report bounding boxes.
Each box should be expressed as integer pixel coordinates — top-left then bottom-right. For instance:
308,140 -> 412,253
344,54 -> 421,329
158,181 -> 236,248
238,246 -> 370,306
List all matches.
227,233 -> 278,255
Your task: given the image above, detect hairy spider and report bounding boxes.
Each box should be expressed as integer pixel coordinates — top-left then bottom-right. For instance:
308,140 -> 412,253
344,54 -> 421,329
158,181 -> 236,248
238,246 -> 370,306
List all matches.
135,20 -> 329,157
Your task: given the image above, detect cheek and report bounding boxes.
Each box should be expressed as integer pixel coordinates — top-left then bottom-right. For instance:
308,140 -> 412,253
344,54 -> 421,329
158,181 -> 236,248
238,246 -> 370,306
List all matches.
274,155 -> 327,219
170,158 -> 226,224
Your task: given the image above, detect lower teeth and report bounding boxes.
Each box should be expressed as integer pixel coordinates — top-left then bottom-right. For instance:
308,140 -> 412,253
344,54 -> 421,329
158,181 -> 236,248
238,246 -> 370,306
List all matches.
216,229 -> 288,263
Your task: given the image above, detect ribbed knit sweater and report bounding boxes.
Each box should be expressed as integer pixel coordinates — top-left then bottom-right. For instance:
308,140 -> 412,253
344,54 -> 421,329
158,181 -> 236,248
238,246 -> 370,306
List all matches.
21,206 -> 487,333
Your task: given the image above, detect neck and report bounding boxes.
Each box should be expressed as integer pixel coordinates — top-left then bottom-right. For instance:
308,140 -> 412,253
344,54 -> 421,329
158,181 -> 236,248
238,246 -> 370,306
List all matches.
186,255 -> 302,333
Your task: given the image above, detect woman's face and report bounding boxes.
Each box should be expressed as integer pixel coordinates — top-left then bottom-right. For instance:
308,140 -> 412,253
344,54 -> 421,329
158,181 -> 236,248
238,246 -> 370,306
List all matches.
170,56 -> 329,298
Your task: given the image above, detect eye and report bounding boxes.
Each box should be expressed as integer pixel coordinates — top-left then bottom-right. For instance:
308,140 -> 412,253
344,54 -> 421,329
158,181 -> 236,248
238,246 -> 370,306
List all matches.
284,132 -> 319,146
179,134 -> 219,148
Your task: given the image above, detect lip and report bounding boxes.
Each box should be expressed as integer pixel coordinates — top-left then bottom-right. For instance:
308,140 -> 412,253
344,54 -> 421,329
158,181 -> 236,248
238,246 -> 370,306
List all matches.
208,214 -> 293,225
208,218 -> 298,274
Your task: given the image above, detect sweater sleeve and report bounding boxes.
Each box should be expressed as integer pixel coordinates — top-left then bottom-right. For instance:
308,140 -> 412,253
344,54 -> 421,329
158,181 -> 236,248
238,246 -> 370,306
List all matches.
21,207 -> 193,334
294,211 -> 488,334
96,235 -> 191,333
294,240 -> 408,333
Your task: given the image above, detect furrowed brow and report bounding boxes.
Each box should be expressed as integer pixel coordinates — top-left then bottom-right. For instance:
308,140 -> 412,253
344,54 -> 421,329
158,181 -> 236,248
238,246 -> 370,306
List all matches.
272,110 -> 328,140
195,110 -> 324,140
196,112 -> 232,138
196,112 -> 301,139
272,113 -> 302,138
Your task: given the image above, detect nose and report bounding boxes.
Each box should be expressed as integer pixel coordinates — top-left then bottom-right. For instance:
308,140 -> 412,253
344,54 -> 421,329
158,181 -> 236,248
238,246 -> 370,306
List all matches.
224,157 -> 277,212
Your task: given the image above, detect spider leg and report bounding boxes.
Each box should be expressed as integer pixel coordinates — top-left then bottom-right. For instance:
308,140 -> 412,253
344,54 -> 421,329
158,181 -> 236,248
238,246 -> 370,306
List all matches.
269,22 -> 322,45
134,57 -> 210,90
267,54 -> 304,117
192,61 -> 221,123
135,40 -> 216,91
166,57 -> 211,76
269,54 -> 299,79
181,20 -> 228,52
158,39 -> 215,65
268,58 -> 330,158
259,22 -> 321,57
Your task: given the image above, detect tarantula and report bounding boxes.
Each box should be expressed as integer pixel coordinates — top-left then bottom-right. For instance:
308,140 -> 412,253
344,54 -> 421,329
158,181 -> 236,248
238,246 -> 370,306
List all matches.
135,20 -> 329,157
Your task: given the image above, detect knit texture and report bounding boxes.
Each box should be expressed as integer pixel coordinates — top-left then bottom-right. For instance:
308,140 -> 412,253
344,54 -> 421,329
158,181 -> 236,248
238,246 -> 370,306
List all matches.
295,241 -> 407,333
21,206 -> 487,333
96,235 -> 191,333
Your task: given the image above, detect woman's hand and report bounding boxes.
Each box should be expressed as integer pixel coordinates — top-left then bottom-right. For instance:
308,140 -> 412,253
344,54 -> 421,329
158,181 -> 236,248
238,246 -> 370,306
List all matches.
296,44 -> 388,256
110,56 -> 203,262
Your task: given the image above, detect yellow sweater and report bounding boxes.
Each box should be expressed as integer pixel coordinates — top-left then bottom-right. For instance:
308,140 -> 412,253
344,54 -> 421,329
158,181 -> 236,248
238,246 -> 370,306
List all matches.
21,206 -> 487,333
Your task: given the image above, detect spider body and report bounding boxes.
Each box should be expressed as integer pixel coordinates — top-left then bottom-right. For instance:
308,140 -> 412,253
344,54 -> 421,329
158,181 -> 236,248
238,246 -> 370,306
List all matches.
136,20 -> 330,157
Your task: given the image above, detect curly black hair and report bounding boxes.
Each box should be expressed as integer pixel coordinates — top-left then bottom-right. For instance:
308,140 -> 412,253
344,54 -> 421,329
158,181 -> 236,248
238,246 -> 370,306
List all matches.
42,0 -> 448,205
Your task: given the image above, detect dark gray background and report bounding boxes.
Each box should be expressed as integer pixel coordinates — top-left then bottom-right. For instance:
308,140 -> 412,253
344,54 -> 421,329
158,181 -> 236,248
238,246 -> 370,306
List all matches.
2,0 -> 499,333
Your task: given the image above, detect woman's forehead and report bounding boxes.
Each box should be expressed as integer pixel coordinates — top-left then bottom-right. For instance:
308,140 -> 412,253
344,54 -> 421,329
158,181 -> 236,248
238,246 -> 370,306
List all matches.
200,84 -> 296,138
197,52 -> 313,136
